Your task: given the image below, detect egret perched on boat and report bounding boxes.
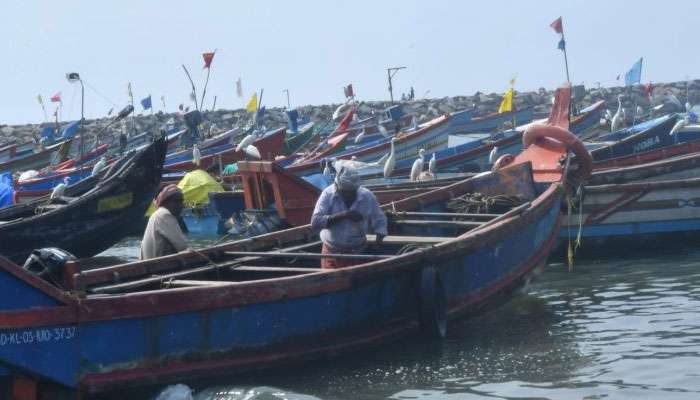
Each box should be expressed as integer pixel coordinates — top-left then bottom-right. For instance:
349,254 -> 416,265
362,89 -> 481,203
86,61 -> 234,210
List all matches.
488,146 -> 499,164
354,128 -> 366,144
604,109 -> 613,121
410,148 -> 426,181
322,159 -> 332,177
236,134 -> 256,153
410,115 -> 418,131
669,116 -> 690,136
636,105 -> 644,117
244,145 -> 261,159
610,95 -> 624,133
383,137 -> 397,178
428,153 -> 436,175
378,124 -> 390,138
192,144 -> 201,167
50,177 -> 70,201
91,156 -> 108,176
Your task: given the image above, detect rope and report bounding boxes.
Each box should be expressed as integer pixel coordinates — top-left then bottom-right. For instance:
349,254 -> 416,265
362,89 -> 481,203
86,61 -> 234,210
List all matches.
447,192 -> 522,214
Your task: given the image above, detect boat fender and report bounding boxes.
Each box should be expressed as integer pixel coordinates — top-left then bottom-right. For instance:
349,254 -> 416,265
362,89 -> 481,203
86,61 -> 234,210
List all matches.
22,248 -> 76,285
491,154 -> 515,171
522,124 -> 593,179
419,266 -> 448,339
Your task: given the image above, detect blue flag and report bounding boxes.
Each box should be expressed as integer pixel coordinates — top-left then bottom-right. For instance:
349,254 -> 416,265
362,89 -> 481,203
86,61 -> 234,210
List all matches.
557,38 -> 566,51
140,95 -> 152,110
625,58 -> 643,87
256,106 -> 266,126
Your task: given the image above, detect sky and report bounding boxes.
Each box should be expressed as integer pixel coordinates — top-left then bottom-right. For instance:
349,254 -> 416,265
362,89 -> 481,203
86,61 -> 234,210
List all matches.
1,0 -> 698,125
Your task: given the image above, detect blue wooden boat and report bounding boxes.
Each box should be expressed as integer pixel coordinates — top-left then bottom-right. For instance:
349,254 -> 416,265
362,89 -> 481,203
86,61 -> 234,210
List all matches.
0,118 -> 587,396
560,148 -> 700,249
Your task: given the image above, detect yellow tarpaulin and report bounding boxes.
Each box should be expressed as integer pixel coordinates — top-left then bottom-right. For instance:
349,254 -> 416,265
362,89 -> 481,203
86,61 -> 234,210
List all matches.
146,169 -> 225,216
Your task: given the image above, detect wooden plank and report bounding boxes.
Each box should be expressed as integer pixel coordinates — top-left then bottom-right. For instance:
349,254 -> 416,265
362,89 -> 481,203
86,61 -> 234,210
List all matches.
365,234 -> 452,244
390,219 -> 485,228
234,266 -> 325,273
162,280 -> 231,288
222,251 -> 392,260
388,211 -> 500,219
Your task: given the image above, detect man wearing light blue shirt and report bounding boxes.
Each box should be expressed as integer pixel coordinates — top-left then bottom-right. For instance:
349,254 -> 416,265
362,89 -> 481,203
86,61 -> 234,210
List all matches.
311,167 -> 387,269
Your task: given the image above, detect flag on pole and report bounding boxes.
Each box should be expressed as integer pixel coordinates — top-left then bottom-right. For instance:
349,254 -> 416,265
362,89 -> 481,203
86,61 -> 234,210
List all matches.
202,52 -> 215,69
498,88 -> 514,113
246,92 -> 258,113
50,92 -> 62,103
236,78 -> 243,98
509,77 -> 516,87
127,82 -> 133,100
160,95 -> 166,110
624,58 -> 643,87
550,17 -> 563,34
557,38 -> 566,51
141,95 -> 152,110
343,84 -> 354,98
37,94 -> 44,105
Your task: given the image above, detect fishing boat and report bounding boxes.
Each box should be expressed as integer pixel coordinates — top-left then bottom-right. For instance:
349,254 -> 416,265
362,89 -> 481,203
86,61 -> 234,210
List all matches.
0,121 -> 586,397
282,121 -> 316,156
0,140 -> 70,174
0,87 -> 590,398
0,137 -> 167,263
560,148 -> 700,249
164,127 -> 286,172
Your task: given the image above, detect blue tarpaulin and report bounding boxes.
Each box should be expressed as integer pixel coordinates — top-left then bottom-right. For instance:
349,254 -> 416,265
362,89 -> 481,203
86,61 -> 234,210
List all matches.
0,173 -> 14,208
40,126 -> 56,142
61,121 -> 80,139
302,173 -> 333,190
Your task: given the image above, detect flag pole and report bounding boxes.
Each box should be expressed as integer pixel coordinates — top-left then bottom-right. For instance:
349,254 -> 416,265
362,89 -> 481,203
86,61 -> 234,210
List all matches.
181,65 -> 199,112
561,32 -> 571,84
200,49 -> 216,111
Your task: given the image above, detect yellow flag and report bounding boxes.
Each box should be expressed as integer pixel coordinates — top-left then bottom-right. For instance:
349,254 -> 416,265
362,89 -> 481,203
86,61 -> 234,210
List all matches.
246,92 -> 258,113
498,88 -> 513,113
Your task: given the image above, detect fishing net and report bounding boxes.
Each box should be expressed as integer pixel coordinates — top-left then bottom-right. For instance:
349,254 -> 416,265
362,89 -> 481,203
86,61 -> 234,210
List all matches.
447,192 -> 522,214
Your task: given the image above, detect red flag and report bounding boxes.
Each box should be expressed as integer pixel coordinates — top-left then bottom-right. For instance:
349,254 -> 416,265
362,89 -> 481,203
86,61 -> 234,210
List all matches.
202,52 -> 215,69
550,17 -> 563,34
344,84 -> 354,98
50,92 -> 62,103
643,82 -> 654,97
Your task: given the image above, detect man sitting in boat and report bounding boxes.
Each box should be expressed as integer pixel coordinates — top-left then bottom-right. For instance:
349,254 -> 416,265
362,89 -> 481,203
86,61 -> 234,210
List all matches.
141,184 -> 189,260
311,167 -> 387,269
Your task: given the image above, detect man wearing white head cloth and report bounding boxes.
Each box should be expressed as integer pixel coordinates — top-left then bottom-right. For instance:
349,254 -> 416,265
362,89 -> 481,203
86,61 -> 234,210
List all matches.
311,167 -> 387,269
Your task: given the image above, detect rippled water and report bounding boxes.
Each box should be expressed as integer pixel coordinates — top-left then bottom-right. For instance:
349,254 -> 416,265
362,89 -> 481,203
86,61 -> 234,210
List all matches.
97,238 -> 700,400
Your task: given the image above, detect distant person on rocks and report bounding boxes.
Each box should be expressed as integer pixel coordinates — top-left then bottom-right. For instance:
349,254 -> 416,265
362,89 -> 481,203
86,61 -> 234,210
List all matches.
409,86 -> 415,100
311,167 -> 387,269
141,185 -> 189,260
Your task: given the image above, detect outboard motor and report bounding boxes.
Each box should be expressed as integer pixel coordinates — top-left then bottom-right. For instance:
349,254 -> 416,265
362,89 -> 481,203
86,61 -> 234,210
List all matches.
22,248 -> 76,284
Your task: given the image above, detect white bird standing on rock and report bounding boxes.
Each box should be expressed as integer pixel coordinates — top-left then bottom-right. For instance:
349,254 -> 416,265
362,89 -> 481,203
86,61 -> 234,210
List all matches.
428,153 -> 436,175
91,156 -> 107,176
488,146 -> 499,164
610,95 -> 624,133
383,137 -> 397,178
686,102 -> 692,112
410,148 -> 426,182
236,134 -> 256,153
50,177 -> 70,201
192,144 -> 201,167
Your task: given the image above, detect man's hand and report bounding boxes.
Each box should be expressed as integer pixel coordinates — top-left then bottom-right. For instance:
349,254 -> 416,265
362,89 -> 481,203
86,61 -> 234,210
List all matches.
345,210 -> 363,222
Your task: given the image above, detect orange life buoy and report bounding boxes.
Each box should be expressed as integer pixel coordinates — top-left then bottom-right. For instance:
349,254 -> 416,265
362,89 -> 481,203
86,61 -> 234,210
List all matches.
522,124 -> 592,179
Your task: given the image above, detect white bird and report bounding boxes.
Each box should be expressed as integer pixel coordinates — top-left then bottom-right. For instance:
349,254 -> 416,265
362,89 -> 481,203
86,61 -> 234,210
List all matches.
383,137 -> 397,178
91,156 -> 107,176
378,124 -> 390,138
410,148 -> 426,182
686,102 -> 693,112
192,144 -> 201,167
332,102 -> 351,121
669,116 -> 689,136
410,115 -> 418,131
636,105 -> 644,116
354,128 -> 366,144
488,146 -> 499,164
322,159 -> 331,177
50,177 -> 70,201
604,109 -> 613,121
236,134 -> 256,153
244,145 -> 261,159
610,95 -> 624,132
428,153 -> 436,175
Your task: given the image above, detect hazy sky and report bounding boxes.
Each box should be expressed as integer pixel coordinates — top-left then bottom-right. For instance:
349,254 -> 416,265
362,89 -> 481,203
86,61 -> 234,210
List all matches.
1,1 -> 698,125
